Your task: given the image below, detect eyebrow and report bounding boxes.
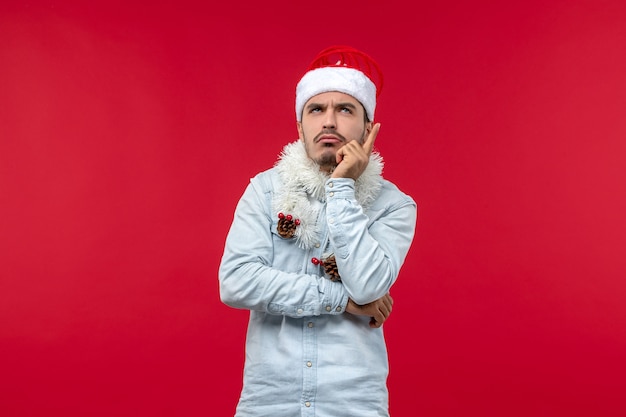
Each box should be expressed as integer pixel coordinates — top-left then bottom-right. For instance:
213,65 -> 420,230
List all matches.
336,102 -> 358,110
305,102 -> 358,111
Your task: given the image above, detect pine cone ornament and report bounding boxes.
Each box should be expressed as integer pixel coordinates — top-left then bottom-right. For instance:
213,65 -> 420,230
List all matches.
277,213 -> 300,238
322,254 -> 341,282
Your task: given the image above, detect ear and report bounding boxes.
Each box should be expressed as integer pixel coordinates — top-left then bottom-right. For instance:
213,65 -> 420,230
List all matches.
297,122 -> 304,141
365,121 -> 373,136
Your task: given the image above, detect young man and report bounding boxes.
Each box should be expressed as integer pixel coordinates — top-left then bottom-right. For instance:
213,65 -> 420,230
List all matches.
219,45 -> 417,417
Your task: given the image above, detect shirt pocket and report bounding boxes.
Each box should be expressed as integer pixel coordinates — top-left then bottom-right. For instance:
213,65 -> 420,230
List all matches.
269,218 -> 303,273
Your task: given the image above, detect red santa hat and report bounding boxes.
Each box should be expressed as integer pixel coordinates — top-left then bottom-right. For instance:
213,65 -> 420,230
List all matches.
295,45 -> 384,122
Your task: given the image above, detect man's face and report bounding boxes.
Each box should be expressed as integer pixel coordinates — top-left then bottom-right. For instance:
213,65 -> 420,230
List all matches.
297,91 -> 372,172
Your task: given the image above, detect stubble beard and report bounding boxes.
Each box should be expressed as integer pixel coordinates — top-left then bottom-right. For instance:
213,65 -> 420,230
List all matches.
315,152 -> 338,173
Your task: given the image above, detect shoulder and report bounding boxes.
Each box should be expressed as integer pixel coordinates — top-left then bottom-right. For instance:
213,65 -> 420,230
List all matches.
248,167 -> 282,194
376,179 -> 417,211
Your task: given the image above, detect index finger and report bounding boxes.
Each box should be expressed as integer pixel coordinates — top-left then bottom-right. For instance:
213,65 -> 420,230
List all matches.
363,123 -> 381,155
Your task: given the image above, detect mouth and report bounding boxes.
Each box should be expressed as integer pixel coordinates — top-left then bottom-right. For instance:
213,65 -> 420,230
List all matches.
317,134 -> 342,145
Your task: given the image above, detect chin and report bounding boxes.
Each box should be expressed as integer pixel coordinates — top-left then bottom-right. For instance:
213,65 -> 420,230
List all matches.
315,153 -> 338,169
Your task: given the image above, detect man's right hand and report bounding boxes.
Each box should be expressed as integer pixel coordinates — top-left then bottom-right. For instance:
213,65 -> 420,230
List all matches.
331,123 -> 380,181
346,293 -> 393,328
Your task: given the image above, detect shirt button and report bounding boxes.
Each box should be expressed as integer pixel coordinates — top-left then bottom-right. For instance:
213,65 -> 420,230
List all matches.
297,308 -> 303,314
315,243 -> 320,248
305,401 -> 311,407
328,218 -> 334,224
328,182 -> 333,188
325,305 -> 332,312
308,322 -> 314,328
306,361 -> 312,367
335,306 -> 342,312
329,191 -> 334,197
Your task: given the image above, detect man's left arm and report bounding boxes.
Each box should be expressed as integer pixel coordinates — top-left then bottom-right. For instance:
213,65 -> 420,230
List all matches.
325,178 -> 417,305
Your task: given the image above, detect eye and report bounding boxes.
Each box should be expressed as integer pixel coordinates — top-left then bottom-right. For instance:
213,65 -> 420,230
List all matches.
309,106 -> 322,113
340,106 -> 353,114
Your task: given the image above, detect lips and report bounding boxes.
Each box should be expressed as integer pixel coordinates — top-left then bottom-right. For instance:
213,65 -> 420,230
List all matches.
318,134 -> 341,144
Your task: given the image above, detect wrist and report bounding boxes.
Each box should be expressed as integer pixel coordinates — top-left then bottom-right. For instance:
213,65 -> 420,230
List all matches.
345,298 -> 358,315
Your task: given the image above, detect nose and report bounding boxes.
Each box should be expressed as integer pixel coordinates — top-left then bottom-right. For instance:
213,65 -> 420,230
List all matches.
323,111 -> 336,130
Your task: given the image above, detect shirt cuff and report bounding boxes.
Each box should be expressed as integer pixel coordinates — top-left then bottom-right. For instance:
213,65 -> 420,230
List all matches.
325,177 -> 355,200
320,277 -> 349,315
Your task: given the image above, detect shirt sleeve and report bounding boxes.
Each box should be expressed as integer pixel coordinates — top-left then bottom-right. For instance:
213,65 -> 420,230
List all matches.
325,178 -> 417,305
218,176 -> 349,317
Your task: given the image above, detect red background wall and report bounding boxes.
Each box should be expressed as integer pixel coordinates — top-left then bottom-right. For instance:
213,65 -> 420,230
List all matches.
2,1 -> 625,416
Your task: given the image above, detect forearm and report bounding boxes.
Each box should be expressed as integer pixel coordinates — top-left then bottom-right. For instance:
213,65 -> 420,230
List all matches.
325,179 -> 417,304
219,257 -> 348,317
